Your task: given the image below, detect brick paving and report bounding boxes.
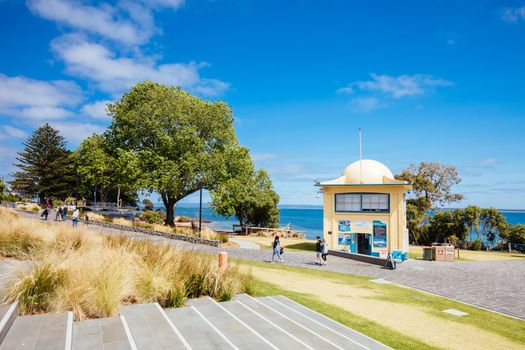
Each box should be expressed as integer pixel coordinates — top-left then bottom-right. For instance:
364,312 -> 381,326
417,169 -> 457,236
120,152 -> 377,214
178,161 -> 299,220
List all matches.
13,211 -> 525,320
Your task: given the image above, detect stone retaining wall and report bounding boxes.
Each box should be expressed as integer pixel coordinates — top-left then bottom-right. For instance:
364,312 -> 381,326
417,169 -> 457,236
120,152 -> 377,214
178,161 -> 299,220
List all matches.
15,209 -> 220,247
84,220 -> 220,247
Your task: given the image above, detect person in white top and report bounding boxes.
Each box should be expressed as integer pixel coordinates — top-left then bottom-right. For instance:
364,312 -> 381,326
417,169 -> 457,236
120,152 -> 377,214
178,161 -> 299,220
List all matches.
72,207 -> 79,227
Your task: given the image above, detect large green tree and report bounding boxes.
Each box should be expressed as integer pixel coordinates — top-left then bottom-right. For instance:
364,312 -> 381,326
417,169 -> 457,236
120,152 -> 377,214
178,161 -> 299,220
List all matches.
396,162 -> 463,209
11,124 -> 75,203
210,146 -> 280,227
479,208 -> 508,243
106,81 -> 243,225
396,162 -> 463,243
75,134 -> 137,206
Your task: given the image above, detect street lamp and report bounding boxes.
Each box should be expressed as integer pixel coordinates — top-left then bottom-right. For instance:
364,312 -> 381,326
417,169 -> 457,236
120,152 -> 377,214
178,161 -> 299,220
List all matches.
198,187 -> 203,238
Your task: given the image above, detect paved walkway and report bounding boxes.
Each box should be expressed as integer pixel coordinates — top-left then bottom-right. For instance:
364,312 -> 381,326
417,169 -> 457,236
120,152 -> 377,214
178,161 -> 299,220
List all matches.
230,238 -> 260,250
14,212 -> 525,320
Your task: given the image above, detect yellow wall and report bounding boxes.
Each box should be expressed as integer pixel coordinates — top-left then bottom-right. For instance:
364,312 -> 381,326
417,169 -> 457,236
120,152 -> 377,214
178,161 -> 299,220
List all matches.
322,185 -> 408,254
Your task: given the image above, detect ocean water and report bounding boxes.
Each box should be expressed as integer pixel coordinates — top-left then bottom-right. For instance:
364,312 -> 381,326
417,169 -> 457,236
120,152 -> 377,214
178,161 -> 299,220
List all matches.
171,204 -> 525,240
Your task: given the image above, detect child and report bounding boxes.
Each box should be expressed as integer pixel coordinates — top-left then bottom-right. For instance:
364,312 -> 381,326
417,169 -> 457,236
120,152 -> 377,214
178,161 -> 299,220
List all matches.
321,238 -> 329,265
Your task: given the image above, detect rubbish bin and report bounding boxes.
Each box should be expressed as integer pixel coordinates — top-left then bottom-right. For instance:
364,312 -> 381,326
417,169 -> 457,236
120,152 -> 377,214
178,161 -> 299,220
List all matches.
444,245 -> 455,262
422,246 -> 433,261
433,245 -> 446,261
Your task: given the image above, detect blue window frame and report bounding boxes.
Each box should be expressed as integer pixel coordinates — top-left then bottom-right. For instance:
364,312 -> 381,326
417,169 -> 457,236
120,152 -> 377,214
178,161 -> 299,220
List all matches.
334,193 -> 390,213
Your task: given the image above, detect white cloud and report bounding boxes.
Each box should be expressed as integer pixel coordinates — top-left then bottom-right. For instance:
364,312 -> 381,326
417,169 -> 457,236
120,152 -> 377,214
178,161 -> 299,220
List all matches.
0,125 -> 28,140
475,158 -> 499,167
252,152 -> 278,162
501,6 -> 525,23
336,86 -> 354,95
348,97 -> 382,112
0,74 -> 82,121
337,73 -> 452,111
49,121 -> 106,144
80,100 -> 111,120
27,0 -> 184,45
355,73 -> 453,99
51,34 -> 229,96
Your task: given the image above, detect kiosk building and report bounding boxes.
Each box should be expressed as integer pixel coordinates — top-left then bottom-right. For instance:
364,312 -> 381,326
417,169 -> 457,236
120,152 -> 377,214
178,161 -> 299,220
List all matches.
318,159 -> 412,260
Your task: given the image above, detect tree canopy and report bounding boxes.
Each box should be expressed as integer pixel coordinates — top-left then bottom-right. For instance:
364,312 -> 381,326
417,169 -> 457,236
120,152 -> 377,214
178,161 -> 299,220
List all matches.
105,81 -> 255,225
396,162 -> 463,209
210,146 -> 280,227
11,123 -> 75,202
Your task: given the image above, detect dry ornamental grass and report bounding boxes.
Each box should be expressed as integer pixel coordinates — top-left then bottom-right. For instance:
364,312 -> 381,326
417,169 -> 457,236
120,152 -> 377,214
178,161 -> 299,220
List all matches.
0,207 -> 252,320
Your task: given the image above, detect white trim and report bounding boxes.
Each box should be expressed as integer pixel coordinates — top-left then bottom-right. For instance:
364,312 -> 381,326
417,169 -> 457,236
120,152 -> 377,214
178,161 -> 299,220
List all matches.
0,301 -> 18,334
64,311 -> 73,350
271,296 -> 392,348
154,303 -> 192,350
205,297 -> 279,350
191,306 -> 239,350
236,300 -> 314,350
120,315 -> 138,350
242,295 -> 344,350
267,297 -> 375,350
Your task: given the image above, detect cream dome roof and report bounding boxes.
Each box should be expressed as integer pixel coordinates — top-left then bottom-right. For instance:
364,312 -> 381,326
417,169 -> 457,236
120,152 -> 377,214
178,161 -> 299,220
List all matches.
342,159 -> 394,184
320,159 -> 407,186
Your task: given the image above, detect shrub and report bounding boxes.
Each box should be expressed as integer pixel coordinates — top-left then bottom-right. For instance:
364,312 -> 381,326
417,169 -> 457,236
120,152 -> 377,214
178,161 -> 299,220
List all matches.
216,234 -> 229,243
0,210 -> 247,320
142,199 -> 154,211
241,272 -> 257,296
469,238 -> 483,251
7,263 -> 67,314
140,210 -> 165,225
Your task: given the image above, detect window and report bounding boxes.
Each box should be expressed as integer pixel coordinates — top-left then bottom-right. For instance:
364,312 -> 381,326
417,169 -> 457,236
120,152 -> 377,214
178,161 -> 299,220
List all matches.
335,194 -> 361,211
362,194 -> 389,212
335,193 -> 389,212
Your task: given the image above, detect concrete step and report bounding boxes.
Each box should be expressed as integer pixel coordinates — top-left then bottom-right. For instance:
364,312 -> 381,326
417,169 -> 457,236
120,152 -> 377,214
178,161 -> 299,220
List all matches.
164,305 -> 234,350
221,299 -> 313,349
232,295 -> 341,350
118,303 -> 188,350
184,296 -> 275,349
259,295 -> 392,350
73,317 -> 131,350
0,302 -> 18,345
0,311 -> 72,350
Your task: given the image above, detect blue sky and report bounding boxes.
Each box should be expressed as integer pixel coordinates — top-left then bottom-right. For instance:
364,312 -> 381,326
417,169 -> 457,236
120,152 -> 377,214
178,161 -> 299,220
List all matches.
0,0 -> 524,208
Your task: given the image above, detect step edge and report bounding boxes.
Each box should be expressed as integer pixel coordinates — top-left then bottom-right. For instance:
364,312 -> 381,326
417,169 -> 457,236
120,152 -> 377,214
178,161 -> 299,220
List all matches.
0,301 -> 18,345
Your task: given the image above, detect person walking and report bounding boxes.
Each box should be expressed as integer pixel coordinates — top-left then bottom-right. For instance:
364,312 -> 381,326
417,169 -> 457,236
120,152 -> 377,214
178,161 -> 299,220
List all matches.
321,238 -> 329,266
272,236 -> 284,263
315,236 -> 322,265
72,207 -> 79,227
41,206 -> 49,220
62,205 -> 68,221
55,206 -> 62,221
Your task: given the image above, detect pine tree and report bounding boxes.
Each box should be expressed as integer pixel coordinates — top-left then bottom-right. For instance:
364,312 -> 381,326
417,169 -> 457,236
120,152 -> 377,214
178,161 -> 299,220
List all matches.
11,123 -> 76,202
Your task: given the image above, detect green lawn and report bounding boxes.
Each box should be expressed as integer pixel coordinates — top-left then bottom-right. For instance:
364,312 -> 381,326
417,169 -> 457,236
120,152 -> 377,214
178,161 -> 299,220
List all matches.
236,259 -> 525,349
253,280 -> 441,350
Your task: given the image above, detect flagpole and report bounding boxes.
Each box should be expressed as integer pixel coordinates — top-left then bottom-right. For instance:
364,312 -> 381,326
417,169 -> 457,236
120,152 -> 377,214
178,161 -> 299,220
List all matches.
359,128 -> 363,184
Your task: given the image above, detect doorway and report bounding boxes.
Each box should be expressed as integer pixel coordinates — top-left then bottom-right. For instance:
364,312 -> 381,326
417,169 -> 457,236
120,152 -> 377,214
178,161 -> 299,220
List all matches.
357,233 -> 370,255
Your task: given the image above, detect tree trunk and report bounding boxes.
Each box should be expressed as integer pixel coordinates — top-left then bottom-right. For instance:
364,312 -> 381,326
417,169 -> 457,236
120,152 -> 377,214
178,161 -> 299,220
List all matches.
116,187 -> 121,207
161,193 -> 176,226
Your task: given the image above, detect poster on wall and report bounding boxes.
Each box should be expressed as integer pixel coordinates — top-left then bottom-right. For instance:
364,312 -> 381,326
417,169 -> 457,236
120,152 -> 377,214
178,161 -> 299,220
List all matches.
338,220 -> 351,232
373,221 -> 387,248
338,234 -> 352,245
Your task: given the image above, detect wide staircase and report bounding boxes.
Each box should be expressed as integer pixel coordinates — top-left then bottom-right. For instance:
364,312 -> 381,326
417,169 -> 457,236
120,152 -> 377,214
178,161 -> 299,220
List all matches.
0,294 -> 390,350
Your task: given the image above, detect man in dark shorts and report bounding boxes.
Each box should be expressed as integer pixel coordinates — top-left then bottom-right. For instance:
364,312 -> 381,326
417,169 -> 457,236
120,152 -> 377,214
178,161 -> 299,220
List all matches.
315,236 -> 322,265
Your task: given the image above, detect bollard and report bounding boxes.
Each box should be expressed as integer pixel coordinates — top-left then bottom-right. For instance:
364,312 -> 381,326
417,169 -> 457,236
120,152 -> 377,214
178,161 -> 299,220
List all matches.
218,251 -> 228,271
